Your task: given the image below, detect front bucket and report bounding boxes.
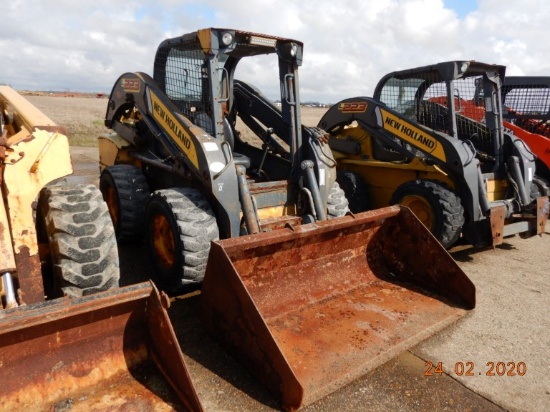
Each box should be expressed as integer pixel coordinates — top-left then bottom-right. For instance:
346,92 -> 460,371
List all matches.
0,281 -> 202,412
201,205 -> 475,411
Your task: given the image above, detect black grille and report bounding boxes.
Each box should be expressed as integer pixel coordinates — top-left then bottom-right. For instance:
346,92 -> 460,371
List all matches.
503,85 -> 550,118
379,74 -> 494,153
154,39 -> 213,134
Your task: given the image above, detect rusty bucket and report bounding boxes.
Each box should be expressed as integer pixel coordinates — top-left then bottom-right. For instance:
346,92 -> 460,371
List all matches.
0,281 -> 203,411
201,205 -> 475,411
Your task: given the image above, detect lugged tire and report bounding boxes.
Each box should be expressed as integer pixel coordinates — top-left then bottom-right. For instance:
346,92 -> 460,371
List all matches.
391,179 -> 465,249
327,181 -> 350,218
145,188 -> 219,293
336,170 -> 370,213
39,184 -> 120,297
100,164 -> 150,242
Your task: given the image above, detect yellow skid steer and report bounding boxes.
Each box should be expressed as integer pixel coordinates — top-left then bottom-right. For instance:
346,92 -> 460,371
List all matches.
0,86 -> 200,411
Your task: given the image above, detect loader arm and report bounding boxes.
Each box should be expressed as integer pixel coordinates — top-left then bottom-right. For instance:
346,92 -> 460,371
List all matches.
0,86 -> 73,304
104,72 -> 241,237
233,80 -> 338,210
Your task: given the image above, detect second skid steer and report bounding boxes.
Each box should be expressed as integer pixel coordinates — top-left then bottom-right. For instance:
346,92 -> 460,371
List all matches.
99,28 -> 476,410
319,61 -> 549,249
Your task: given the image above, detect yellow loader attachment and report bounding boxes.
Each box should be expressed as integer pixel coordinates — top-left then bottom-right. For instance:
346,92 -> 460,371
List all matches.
0,281 -> 203,412
201,205 -> 475,411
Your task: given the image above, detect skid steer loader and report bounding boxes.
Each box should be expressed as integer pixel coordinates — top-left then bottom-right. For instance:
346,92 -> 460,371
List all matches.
0,86 -> 201,411
99,29 -> 476,410
319,61 -> 549,249
500,76 -> 550,187
450,75 -> 550,195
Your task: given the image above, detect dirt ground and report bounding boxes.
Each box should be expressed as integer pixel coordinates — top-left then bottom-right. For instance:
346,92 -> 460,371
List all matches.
68,144 -> 550,412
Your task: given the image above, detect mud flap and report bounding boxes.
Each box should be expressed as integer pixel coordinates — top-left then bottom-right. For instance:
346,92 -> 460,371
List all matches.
201,205 -> 475,411
0,281 -> 203,411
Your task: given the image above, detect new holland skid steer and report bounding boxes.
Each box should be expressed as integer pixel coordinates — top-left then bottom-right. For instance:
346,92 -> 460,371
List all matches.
319,61 -> 549,249
99,29 -> 476,410
0,86 -> 201,411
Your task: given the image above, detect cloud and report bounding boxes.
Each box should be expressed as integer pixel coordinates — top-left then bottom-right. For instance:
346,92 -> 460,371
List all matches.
1,0 -> 548,102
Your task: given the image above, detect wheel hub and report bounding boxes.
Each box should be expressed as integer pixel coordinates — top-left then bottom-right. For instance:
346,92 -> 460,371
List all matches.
150,213 -> 176,269
400,195 -> 435,230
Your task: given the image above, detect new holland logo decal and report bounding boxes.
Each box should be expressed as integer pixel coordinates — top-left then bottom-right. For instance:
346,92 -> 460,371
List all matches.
149,91 -> 199,169
380,108 -> 447,162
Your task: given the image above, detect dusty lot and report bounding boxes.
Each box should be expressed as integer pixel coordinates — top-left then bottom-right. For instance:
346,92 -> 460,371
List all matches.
40,96 -> 550,411
25,94 -> 108,146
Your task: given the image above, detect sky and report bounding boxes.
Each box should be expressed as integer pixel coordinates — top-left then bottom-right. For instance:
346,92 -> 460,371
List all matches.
2,0 -> 549,103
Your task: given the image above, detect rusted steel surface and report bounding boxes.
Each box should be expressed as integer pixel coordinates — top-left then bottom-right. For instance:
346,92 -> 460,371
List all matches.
0,281 -> 202,411
490,204 -> 506,245
201,205 -> 475,411
537,196 -> 549,235
12,245 -> 44,304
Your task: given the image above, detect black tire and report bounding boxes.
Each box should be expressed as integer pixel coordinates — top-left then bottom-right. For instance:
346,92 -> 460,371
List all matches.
327,181 -> 350,218
145,188 -> 219,293
391,180 -> 465,249
100,164 -> 150,242
530,175 -> 550,199
336,171 -> 369,213
38,184 -> 120,298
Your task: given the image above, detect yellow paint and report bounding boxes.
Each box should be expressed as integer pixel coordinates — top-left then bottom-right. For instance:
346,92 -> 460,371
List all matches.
257,204 -> 297,219
149,91 -> 199,169
330,124 -> 453,209
343,161 -> 453,209
0,194 -> 17,272
0,87 -> 73,263
485,177 -> 508,202
98,133 -> 135,171
0,86 -> 57,131
3,129 -> 72,256
197,28 -> 213,53
239,204 -> 298,223
380,108 -> 447,162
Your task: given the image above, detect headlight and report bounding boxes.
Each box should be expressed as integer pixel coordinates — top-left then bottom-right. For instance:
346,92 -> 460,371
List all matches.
279,42 -> 300,62
221,32 -> 234,46
290,43 -> 297,57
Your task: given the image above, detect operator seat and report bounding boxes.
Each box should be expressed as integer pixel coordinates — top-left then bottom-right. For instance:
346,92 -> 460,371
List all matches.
223,117 -> 251,168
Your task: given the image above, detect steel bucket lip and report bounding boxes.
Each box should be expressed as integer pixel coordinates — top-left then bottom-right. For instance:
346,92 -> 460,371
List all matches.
215,205 -> 403,252
0,281 -> 156,330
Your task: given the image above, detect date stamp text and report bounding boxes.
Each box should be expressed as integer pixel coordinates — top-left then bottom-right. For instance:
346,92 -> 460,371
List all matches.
424,361 -> 526,377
